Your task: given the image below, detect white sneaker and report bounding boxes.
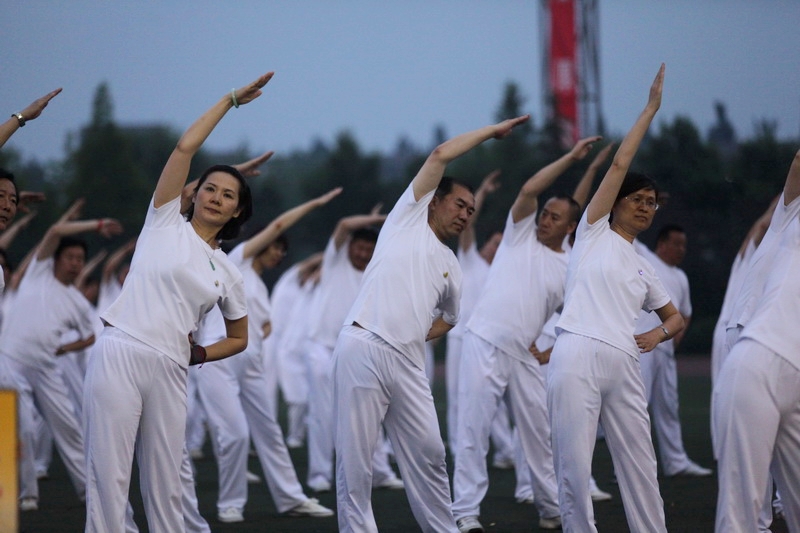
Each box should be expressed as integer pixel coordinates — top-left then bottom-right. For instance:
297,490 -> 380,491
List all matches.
675,461 -> 713,477
286,437 -> 303,449
374,477 -> 404,490
20,497 -> 38,511
538,515 -> 562,530
217,507 -> 244,523
491,456 -> 514,469
308,479 -> 332,493
590,487 -> 613,501
456,515 -> 485,533
246,470 -> 261,484
515,495 -> 534,504
286,498 -> 334,517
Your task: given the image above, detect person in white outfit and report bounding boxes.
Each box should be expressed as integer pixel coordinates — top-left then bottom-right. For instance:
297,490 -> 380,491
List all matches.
82,72 -> 270,532
305,210 -> 408,494
443,170 -> 512,466
194,186 -> 341,523
634,226 -> 712,478
713,147 -> 800,533
452,136 -> 601,533
547,64 -> 685,533
0,216 -> 121,512
332,114 -> 530,533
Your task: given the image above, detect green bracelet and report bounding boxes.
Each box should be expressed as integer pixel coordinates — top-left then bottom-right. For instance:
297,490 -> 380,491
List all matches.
230,89 -> 239,108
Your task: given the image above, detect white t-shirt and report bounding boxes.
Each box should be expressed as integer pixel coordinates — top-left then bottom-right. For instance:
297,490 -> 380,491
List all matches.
634,241 -> 692,353
345,184 -> 462,369
101,196 -> 247,369
449,241 -> 490,339
467,210 -> 569,363
308,236 -> 365,349
727,193 -> 800,330
556,212 -> 670,359
0,257 -> 96,369
194,243 -> 270,359
741,216 -> 800,370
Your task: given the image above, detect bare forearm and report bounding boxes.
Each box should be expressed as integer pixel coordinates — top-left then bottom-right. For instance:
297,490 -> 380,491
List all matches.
426,317 -> 455,341
56,335 -> 95,356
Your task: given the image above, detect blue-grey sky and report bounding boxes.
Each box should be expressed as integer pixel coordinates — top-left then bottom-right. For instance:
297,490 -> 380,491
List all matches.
2,1 -> 799,164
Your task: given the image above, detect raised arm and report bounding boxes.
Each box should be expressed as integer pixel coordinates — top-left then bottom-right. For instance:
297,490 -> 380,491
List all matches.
332,212 -> 387,249
180,150 -> 275,215
412,115 -> 529,201
784,148 -> 800,205
102,238 -> 136,284
75,249 -> 109,290
511,136 -> 601,223
459,170 -> 500,253
240,187 -> 342,259
0,210 -> 37,249
572,143 -> 614,209
586,64 -> 664,224
37,218 -> 123,261
156,73 -> 274,209
0,88 -> 62,149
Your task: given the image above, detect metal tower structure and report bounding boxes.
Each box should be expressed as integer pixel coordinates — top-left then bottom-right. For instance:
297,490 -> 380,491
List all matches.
539,0 -> 604,143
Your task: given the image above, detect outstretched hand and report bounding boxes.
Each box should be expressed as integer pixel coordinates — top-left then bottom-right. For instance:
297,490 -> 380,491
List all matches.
477,170 -> 501,196
18,191 -> 46,213
97,218 -> 124,239
233,72 -> 274,107
370,202 -> 384,216
234,150 -> 274,178
647,64 -> 665,112
569,136 -> 603,161
316,187 -> 343,206
589,143 -> 614,170
20,88 -> 62,121
492,115 -> 530,140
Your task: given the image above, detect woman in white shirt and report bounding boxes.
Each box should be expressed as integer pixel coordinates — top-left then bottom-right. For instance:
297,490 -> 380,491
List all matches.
547,65 -> 684,533
83,72 -> 273,533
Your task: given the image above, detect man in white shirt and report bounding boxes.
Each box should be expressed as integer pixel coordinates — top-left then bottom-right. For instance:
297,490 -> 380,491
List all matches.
635,225 -> 711,477
0,217 -> 121,511
332,115 -> 529,533
452,136 -> 600,533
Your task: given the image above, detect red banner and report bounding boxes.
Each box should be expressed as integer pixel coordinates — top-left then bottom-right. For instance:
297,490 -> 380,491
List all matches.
549,0 -> 578,143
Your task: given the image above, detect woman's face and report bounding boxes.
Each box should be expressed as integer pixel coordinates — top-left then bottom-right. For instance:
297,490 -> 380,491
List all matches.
611,187 -> 658,236
0,178 -> 19,232
192,171 -> 242,228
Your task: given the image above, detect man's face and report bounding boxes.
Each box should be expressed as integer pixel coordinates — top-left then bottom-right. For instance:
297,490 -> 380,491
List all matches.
348,238 -> 376,271
54,245 -> 86,285
429,184 -> 475,241
536,198 -> 576,250
657,230 -> 687,266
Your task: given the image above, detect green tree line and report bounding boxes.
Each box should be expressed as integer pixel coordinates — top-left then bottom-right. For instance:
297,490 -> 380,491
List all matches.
2,83 -> 797,353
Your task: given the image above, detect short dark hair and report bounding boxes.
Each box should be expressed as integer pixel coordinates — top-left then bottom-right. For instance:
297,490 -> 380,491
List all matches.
434,176 -> 475,201
550,194 -> 582,224
0,168 -> 18,196
271,233 -> 289,253
54,237 -> 88,261
656,224 -> 685,244
185,165 -> 253,241
615,171 -> 659,204
351,227 -> 379,244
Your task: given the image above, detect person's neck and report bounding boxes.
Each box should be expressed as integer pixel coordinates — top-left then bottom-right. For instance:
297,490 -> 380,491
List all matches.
610,222 -> 636,243
191,219 -> 220,248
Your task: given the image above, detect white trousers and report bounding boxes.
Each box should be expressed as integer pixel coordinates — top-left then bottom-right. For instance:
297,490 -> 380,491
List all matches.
305,339 -> 398,488
639,346 -> 692,475
84,327 -> 186,533
196,346 -> 308,514
713,339 -> 800,533
547,333 -> 666,533
333,326 -> 458,533
0,356 -> 86,502
452,332 -> 559,520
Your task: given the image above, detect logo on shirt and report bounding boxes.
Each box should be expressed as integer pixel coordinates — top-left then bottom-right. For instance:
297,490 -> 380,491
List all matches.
638,269 -> 643,276
443,272 -> 449,278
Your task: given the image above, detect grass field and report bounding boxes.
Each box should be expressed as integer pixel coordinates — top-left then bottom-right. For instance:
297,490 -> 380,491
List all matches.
19,356 -> 789,532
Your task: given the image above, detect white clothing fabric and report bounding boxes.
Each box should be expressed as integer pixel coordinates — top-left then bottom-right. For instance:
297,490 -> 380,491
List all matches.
549,212 -> 669,532
101,196 -> 246,369
467,211 -> 569,363
345,185 -> 462,370
556,213 -> 670,360
333,326 -> 457,533
0,257 -> 95,368
713,339 -> 800,532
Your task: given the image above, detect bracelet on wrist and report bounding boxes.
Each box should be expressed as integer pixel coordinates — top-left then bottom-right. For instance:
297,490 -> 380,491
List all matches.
97,219 -> 105,232
230,89 -> 239,109
659,326 -> 669,340
12,113 -> 25,127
